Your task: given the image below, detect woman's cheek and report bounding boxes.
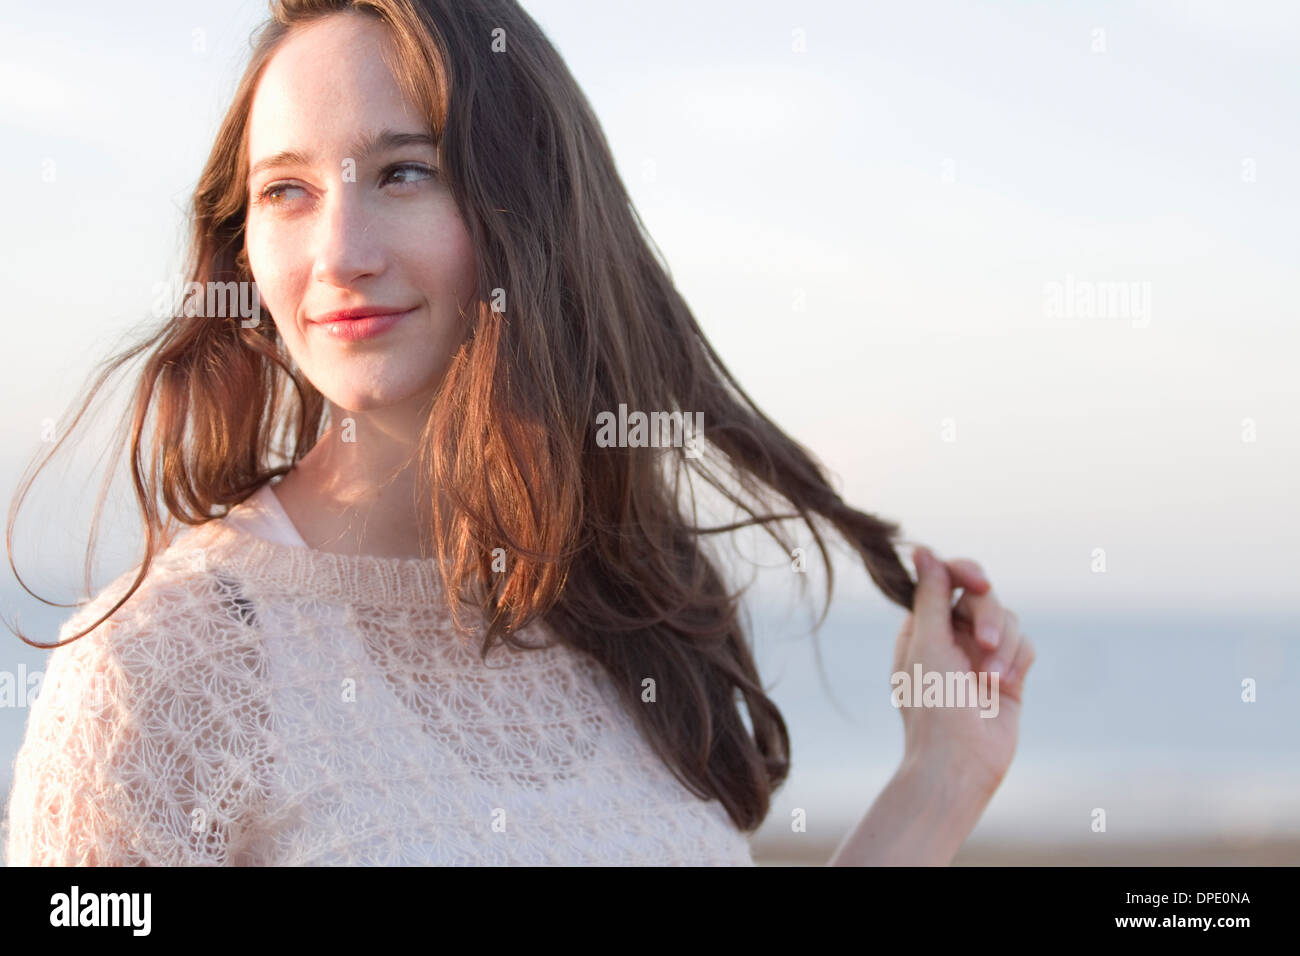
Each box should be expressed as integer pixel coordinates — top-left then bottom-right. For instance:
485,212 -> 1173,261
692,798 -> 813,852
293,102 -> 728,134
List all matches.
438,220 -> 479,314
245,229 -> 292,334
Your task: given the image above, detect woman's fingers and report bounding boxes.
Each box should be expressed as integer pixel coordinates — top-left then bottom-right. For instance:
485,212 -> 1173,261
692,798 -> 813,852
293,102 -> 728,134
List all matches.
1004,633 -> 1035,685
952,587 -> 1005,652
913,548 -> 1002,651
986,609 -> 1022,677
909,547 -> 1031,700
913,547 -> 1026,664
913,548 -> 988,590
941,557 -> 991,595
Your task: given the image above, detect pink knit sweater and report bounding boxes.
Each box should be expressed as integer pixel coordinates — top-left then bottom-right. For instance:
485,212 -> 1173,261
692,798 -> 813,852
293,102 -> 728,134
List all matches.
4,484 -> 756,866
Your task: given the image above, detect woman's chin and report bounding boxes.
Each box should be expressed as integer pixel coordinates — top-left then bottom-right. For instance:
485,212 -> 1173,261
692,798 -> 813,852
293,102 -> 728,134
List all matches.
321,382 -> 443,417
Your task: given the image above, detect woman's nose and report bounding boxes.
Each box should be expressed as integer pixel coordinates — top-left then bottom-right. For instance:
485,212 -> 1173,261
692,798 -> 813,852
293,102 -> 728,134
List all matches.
310,185 -> 387,285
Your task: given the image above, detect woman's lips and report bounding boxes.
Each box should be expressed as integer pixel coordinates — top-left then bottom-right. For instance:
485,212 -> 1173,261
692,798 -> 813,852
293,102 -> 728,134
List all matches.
312,308 -> 415,341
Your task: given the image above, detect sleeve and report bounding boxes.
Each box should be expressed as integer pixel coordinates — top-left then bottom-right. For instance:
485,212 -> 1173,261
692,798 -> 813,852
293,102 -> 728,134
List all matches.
3,575 -> 272,867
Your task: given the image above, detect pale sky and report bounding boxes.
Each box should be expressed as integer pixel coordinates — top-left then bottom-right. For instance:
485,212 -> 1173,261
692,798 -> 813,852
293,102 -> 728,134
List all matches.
1,0 -> 1296,616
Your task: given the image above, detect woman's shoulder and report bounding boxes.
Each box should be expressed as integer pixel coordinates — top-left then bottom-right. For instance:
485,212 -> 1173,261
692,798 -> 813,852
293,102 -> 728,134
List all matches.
8,524 -> 273,867
44,523 -> 260,689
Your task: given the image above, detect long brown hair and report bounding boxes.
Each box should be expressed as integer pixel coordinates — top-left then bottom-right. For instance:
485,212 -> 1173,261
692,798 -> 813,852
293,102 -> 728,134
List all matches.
6,0 -> 919,832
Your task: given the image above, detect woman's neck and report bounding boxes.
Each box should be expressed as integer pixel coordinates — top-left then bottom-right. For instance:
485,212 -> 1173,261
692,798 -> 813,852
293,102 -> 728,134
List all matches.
272,404 -> 436,560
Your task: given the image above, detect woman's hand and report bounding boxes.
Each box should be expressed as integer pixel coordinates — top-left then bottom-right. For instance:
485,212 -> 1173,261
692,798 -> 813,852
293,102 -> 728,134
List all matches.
892,545 -> 1034,800
827,546 -> 1034,865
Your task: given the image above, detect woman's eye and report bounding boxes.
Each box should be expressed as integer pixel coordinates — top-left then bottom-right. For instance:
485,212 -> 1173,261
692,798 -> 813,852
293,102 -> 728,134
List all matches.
254,182 -> 304,207
382,163 -> 436,187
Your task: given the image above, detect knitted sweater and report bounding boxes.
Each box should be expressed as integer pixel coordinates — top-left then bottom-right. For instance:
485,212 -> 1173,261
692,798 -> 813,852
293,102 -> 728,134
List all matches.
4,483 -> 756,866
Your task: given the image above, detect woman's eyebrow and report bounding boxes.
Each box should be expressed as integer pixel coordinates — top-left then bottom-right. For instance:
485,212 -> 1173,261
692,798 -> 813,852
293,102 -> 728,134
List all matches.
247,129 -> 437,182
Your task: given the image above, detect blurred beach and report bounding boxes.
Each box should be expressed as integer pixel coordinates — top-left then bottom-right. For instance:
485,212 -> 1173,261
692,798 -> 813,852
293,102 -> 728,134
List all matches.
757,837 -> 1300,867
745,595 -> 1299,867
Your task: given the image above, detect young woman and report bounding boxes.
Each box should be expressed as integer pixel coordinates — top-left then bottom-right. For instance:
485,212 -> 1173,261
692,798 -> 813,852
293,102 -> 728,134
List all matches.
4,0 -> 1033,866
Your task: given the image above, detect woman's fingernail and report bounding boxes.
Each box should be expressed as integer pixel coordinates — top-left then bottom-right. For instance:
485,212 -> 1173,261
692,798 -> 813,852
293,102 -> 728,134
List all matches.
979,623 -> 1001,647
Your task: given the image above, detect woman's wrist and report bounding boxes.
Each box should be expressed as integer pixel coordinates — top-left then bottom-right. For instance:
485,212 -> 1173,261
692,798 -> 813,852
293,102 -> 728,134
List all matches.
826,756 -> 996,866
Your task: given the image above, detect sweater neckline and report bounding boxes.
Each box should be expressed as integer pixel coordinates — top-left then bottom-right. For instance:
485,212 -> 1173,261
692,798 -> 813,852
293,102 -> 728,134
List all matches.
177,513 -> 455,611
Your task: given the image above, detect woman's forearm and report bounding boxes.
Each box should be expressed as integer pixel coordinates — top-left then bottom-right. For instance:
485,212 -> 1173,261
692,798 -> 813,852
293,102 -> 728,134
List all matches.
826,757 -> 997,866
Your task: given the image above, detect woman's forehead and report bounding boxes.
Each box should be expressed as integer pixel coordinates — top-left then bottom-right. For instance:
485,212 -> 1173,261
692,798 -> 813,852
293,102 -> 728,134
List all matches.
248,15 -> 426,159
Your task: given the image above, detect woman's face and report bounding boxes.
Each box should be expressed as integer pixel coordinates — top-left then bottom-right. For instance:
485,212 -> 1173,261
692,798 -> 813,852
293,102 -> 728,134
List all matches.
243,12 -> 476,415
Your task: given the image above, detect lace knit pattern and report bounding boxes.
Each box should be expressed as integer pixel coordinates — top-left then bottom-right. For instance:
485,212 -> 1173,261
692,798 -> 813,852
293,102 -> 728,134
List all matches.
4,515 -> 756,866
